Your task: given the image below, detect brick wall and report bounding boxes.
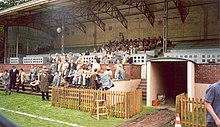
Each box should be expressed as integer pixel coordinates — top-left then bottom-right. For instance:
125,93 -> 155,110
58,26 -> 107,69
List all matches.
0,64 -> 50,74
2,63 -> 219,83
101,64 -> 141,79
0,64 -> 141,79
195,64 -> 220,84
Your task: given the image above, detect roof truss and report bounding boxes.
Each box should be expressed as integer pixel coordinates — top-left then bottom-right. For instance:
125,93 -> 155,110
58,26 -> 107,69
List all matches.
120,0 -> 155,26
173,0 -> 189,23
89,0 -> 128,29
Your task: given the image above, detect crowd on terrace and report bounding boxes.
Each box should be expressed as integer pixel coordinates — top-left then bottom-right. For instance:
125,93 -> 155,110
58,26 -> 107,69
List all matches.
0,35 -> 171,100
45,51 -> 126,89
93,35 -> 166,56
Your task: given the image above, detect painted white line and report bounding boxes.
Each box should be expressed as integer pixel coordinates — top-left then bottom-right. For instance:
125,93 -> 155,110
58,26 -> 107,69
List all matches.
0,107 -> 84,127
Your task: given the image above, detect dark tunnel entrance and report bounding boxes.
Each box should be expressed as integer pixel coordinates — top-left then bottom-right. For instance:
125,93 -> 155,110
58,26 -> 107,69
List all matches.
146,58 -> 195,107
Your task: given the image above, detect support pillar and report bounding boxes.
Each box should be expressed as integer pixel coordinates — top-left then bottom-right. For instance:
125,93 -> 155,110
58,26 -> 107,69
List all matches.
163,0 -> 168,53
27,41 -> 29,54
94,23 -> 97,47
187,61 -> 195,99
61,15 -> 65,54
16,26 -> 19,57
3,25 -> 8,64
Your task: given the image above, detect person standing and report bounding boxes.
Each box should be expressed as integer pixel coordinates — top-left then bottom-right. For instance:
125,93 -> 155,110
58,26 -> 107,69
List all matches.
92,59 -> 100,72
48,54 -> 54,64
1,69 -> 10,95
69,59 -> 77,70
114,60 -> 123,79
127,54 -> 133,64
39,68 -> 50,101
104,66 -> 113,79
205,80 -> 220,127
115,65 -> 125,80
9,66 -> 19,91
52,71 -> 60,87
76,53 -> 83,69
17,68 -> 26,92
101,55 -> 109,64
121,54 -> 127,64
90,68 -> 98,90
29,65 -> 37,81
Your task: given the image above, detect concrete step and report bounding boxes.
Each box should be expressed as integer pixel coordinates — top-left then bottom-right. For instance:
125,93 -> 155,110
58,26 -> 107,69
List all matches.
139,79 -> 147,83
138,80 -> 147,101
139,87 -> 146,91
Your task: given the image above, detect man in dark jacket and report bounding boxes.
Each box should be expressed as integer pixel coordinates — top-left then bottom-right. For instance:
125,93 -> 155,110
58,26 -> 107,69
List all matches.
9,66 -> 19,91
39,68 -> 50,101
127,54 -> 133,64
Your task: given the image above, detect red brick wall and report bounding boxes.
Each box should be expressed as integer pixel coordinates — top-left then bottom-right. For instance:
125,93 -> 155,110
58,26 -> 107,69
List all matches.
195,64 -> 220,84
2,63 -> 219,82
101,64 -> 141,79
0,64 -> 50,73
0,64 -> 141,79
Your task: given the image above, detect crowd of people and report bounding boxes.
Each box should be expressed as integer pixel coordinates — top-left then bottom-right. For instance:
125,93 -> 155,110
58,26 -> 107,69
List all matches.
0,36 -> 166,99
94,36 -> 164,55
0,50 -> 128,100
0,65 -> 50,100
1,66 -> 27,95
0,35 -> 168,100
46,52 -> 125,90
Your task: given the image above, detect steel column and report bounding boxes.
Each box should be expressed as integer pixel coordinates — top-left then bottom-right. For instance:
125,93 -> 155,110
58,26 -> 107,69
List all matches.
61,15 -> 65,54
16,26 -> 19,57
3,25 -> 8,64
94,23 -> 97,46
163,0 -> 168,53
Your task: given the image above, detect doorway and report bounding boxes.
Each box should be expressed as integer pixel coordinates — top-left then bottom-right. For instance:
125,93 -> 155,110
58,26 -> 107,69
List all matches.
146,58 -> 195,107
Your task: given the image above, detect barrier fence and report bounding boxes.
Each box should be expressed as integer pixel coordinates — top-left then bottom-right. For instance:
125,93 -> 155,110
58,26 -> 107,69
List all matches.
51,87 -> 142,119
176,93 -> 206,127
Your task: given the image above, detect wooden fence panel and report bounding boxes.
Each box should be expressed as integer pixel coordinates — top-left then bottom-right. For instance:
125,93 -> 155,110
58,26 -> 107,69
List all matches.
51,87 -> 142,119
176,93 -> 206,127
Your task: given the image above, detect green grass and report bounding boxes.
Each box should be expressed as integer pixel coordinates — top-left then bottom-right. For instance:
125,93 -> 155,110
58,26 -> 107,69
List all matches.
180,108 -> 206,127
0,91 -> 157,127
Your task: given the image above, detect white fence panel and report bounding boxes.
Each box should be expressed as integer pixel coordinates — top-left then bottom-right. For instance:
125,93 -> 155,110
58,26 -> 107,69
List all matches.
23,57 -> 48,64
10,57 -> 21,64
165,49 -> 220,64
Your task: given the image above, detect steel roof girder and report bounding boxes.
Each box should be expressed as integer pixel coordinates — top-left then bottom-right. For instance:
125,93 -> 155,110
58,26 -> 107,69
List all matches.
106,6 -> 128,28
120,0 -> 155,26
133,1 -> 155,26
89,1 -> 127,29
173,0 -> 190,23
68,7 -> 104,31
79,7 -> 105,31
65,15 -> 86,33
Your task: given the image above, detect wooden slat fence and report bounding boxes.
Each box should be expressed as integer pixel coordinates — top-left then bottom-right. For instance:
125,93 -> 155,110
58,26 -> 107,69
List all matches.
176,93 -> 206,127
51,87 -> 142,119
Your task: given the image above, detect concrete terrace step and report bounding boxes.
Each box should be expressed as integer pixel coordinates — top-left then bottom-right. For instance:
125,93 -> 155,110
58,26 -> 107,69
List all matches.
139,83 -> 146,86
140,79 -> 147,82
138,79 -> 147,101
